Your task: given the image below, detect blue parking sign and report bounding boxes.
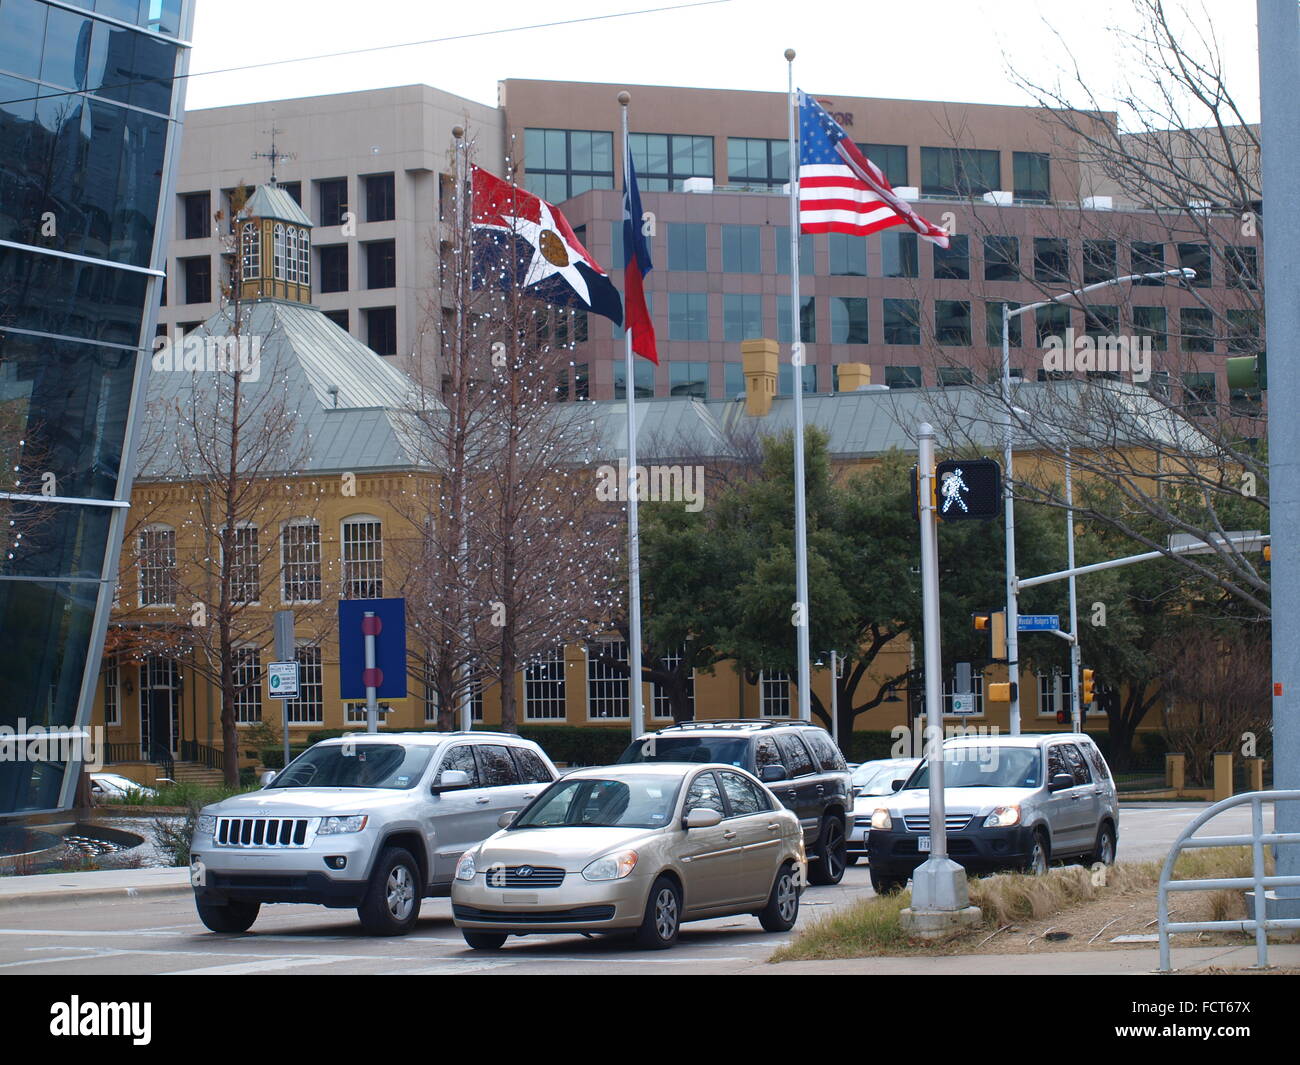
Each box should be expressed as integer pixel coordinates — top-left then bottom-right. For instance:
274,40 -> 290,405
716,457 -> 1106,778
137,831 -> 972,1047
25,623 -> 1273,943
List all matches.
338,598 -> 407,699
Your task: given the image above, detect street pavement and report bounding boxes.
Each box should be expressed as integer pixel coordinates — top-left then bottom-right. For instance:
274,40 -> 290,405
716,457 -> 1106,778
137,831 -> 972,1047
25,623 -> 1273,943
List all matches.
0,802 -> 1282,975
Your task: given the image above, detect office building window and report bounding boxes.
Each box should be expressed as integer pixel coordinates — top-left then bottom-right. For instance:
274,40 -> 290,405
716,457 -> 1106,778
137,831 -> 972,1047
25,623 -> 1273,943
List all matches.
588,641 -> 629,719
884,298 -> 921,345
341,517 -> 383,599
1177,242 -> 1212,288
139,526 -> 177,606
1227,308 -> 1261,354
760,672 -> 791,717
1132,306 -> 1168,350
669,361 -> 709,397
234,648 -> 262,724
366,307 -> 397,355
668,223 -> 708,271
652,647 -> 694,719
182,256 -> 210,304
1034,238 -> 1070,283
775,227 -> 814,275
1181,372 -> 1217,415
523,128 -> 614,202
1084,304 -> 1119,336
323,309 -> 349,331
1083,240 -> 1117,285
778,295 -> 816,343
318,178 -> 349,228
880,231 -> 918,278
1181,308 -> 1215,352
1226,245 -> 1259,290
669,292 -> 708,341
938,366 -> 974,386
365,240 -> 396,289
282,520 -> 322,603
723,293 -> 763,341
933,235 -> 969,280
829,233 -> 867,276
722,225 -> 762,273
830,296 -> 869,344
614,360 -> 655,399
1012,151 -> 1050,201
983,235 -> 1019,282
935,300 -> 972,346
1035,303 -> 1071,346
365,173 -> 395,222
920,147 -> 1000,198
986,301 -> 1023,347
182,192 -> 210,240
103,660 -> 120,727
859,143 -> 907,187
574,362 -> 589,401
727,137 -> 789,188
1131,241 -> 1165,283
778,365 -> 817,395
886,365 -> 923,389
630,133 -> 713,190
227,525 -> 260,605
318,245 -> 348,293
291,646 -> 324,725
280,181 -> 302,205
525,651 -> 567,721
724,362 -> 745,397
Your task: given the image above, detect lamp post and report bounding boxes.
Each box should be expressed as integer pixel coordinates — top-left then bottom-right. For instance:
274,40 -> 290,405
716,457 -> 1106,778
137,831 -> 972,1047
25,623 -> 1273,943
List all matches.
1000,267 -> 1194,734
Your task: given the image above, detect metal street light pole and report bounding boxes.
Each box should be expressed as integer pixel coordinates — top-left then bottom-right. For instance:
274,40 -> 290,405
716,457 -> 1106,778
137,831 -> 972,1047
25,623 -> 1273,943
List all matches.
1065,446 -> 1081,732
1000,268 -> 1192,735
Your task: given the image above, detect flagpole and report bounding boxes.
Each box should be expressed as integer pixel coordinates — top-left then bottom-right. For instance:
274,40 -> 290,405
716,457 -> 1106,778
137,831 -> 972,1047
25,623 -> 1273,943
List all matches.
785,49 -> 812,723
619,91 -> 646,741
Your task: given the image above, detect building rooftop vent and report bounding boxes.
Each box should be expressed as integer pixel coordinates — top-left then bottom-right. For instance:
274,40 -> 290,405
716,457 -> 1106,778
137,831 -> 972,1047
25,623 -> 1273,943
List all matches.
983,190 -> 1013,206
682,176 -> 714,194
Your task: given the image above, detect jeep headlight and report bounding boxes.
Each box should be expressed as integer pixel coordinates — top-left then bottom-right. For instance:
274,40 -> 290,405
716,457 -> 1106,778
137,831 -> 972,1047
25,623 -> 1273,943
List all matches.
196,815 -> 216,837
318,815 -> 368,835
582,849 -> 639,881
983,805 -> 1021,828
870,808 -> 892,831
455,852 -> 477,881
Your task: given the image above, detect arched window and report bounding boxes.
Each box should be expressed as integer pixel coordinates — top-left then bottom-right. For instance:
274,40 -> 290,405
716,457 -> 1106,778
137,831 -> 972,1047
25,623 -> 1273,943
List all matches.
281,518 -> 322,603
297,227 -> 311,287
285,226 -> 297,283
241,222 -> 260,280
273,223 -> 286,280
341,515 -> 383,599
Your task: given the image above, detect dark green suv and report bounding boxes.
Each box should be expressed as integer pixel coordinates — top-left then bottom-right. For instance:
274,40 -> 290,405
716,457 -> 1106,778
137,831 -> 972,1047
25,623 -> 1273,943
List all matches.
619,720 -> 851,885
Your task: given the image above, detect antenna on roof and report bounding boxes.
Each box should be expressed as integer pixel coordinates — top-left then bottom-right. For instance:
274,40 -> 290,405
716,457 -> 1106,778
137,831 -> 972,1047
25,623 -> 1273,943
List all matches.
328,385 -> 339,408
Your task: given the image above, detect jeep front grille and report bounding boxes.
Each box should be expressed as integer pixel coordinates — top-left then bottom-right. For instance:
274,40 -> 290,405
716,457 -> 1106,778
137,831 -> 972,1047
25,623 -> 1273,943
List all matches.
215,816 -> 313,847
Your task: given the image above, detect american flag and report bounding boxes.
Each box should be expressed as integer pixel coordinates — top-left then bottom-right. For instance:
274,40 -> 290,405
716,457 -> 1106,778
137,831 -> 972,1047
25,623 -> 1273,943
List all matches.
798,92 -> 949,247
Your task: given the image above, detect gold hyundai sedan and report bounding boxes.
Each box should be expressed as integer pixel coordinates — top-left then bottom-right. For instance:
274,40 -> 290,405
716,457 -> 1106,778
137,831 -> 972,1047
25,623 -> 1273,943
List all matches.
451,763 -> 806,950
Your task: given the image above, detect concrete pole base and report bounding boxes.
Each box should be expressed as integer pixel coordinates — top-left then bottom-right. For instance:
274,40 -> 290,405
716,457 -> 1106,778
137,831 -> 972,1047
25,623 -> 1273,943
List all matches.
900,904 -> 984,938
1245,888 -> 1300,920
901,857 -> 982,938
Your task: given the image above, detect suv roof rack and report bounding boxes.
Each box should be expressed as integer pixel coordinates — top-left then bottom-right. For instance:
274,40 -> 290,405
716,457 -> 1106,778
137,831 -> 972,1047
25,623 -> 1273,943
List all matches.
654,719 -> 821,732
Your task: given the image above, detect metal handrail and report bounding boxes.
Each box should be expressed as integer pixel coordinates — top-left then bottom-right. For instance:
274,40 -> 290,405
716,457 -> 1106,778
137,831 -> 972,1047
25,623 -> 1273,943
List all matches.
1157,789 -> 1300,971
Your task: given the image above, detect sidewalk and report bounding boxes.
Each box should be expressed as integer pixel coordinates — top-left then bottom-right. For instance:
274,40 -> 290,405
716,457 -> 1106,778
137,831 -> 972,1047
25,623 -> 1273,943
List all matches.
0,867 -> 190,911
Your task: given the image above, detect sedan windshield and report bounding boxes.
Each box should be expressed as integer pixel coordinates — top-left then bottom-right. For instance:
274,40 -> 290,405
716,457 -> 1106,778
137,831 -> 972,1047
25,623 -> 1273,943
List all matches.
853,764 -> 907,794
272,744 -> 433,790
907,748 -> 1040,790
515,776 -> 683,829
618,736 -> 750,769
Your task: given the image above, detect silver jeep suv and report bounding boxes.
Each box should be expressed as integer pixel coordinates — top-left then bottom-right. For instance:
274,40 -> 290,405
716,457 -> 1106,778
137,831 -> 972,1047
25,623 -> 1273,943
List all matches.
189,732 -> 557,935
865,733 -> 1119,894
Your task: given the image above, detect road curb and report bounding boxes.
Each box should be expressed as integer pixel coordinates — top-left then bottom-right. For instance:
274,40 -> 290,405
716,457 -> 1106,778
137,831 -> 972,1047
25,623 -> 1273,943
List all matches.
0,879 -> 192,912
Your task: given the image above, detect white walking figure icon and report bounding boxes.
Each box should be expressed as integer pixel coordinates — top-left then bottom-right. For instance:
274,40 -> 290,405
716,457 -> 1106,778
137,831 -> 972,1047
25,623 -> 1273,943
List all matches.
940,468 -> 969,513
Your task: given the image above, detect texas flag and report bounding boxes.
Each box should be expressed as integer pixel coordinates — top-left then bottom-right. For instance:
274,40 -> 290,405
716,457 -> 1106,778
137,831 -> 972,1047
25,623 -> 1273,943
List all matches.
471,165 -> 623,325
622,145 -> 658,364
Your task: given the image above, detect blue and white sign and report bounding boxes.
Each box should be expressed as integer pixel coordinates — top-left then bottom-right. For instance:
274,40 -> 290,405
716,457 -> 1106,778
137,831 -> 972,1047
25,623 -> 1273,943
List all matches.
1017,614 -> 1060,631
339,598 -> 407,699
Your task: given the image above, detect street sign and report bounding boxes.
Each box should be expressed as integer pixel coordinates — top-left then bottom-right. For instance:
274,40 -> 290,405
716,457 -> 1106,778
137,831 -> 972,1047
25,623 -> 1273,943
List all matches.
267,660 -> 299,699
950,692 -> 978,716
339,598 -> 407,699
1017,614 -> 1060,631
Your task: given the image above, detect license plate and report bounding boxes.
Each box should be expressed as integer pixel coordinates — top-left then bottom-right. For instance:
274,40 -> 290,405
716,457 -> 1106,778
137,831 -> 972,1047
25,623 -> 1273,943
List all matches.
503,893 -> 538,905
918,835 -> 931,853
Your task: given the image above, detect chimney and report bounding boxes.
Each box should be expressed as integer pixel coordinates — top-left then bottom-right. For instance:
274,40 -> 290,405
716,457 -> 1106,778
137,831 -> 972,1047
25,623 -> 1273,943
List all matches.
741,338 -> 778,417
836,363 -> 871,392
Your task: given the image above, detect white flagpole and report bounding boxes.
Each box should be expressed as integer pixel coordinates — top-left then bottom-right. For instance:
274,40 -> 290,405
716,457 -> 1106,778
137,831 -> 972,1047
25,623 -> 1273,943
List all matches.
785,49 -> 812,722
619,91 -> 646,741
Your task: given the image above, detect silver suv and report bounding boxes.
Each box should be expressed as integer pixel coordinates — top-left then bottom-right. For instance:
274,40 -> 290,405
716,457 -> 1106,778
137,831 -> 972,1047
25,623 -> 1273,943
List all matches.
865,733 -> 1119,894
189,732 -> 557,935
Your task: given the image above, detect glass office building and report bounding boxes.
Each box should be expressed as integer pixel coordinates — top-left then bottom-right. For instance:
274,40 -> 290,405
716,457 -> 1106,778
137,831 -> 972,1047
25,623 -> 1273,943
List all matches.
0,0 -> 193,813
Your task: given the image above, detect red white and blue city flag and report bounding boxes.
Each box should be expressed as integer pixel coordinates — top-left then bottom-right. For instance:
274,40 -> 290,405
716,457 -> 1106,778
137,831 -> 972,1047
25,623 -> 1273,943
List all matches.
622,146 -> 659,364
798,92 -> 950,247
471,165 -> 623,324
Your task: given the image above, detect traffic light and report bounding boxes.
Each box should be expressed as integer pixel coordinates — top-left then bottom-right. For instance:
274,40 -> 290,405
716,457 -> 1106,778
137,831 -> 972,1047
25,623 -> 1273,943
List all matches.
986,681 -> 1016,703
935,458 -> 1002,521
972,610 -> 1008,661
1264,544 -> 1272,563
1056,709 -> 1069,725
1081,668 -> 1096,705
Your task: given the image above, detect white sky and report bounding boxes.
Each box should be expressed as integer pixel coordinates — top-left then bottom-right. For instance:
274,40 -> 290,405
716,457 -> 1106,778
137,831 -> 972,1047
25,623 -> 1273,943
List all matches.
184,0 -> 1262,125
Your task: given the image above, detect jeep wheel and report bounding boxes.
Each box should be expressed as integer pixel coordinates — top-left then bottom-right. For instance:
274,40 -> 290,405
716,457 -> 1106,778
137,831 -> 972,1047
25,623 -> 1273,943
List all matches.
195,895 -> 260,933
1026,830 -> 1049,876
358,847 -> 421,936
758,862 -> 801,932
807,815 -> 847,885
462,929 -> 508,950
1089,822 -> 1117,867
870,871 -> 907,895
634,876 -> 681,950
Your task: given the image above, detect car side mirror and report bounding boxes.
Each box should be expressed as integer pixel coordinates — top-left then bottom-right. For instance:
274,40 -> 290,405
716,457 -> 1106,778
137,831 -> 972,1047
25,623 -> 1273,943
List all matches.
1049,772 -> 1075,792
890,779 -> 906,792
497,811 -> 517,829
683,807 -> 723,830
259,770 -> 278,788
759,765 -> 787,783
432,769 -> 471,793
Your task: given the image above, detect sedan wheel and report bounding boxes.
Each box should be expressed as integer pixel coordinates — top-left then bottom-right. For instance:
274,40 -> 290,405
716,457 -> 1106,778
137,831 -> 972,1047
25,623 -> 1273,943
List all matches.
758,862 -> 801,932
634,876 -> 681,950
1027,832 -> 1049,876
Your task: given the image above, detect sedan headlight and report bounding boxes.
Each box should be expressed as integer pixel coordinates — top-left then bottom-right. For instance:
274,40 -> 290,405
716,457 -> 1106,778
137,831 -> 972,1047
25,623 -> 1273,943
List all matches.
983,805 -> 1021,828
317,815 -> 368,835
455,852 -> 477,882
870,808 -> 892,831
196,815 -> 216,837
582,849 -> 639,881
